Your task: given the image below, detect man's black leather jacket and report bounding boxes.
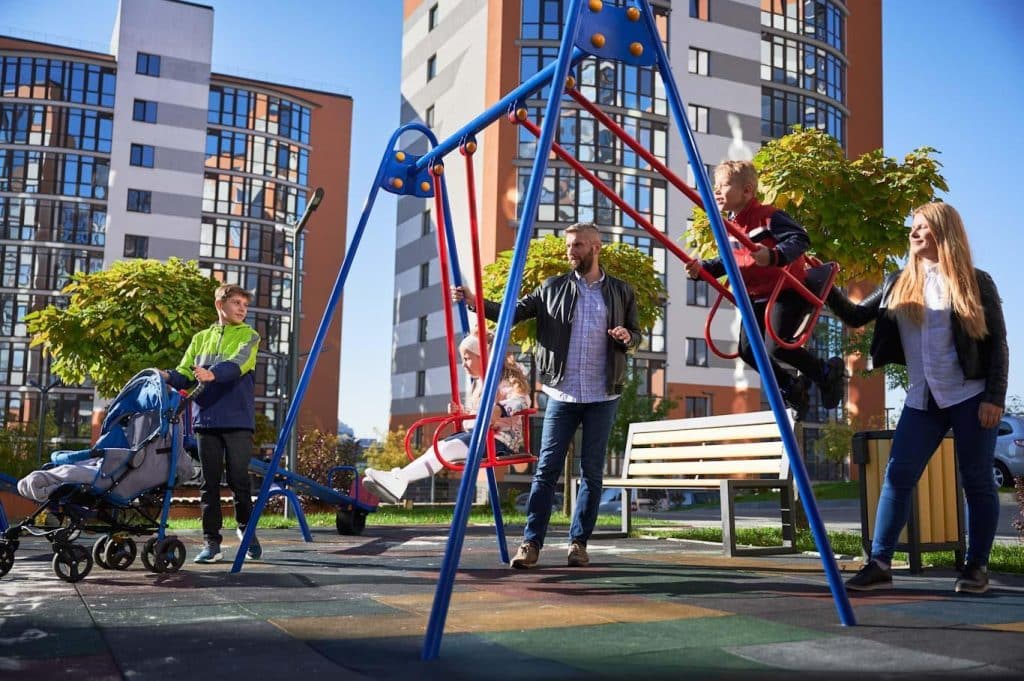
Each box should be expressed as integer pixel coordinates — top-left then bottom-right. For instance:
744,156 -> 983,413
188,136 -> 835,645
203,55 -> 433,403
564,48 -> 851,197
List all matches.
826,268 -> 1008,408
482,270 -> 642,394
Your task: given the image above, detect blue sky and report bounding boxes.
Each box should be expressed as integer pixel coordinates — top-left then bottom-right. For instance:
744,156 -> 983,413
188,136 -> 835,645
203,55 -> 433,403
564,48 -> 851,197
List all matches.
5,1 -> 1022,436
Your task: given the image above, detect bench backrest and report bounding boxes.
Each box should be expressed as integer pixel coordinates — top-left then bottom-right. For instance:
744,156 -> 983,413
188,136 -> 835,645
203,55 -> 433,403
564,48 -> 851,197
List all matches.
622,410 -> 795,483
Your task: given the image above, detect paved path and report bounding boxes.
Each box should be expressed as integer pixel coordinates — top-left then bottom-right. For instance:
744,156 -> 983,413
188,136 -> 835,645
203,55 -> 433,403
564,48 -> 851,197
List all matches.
2,524 -> 1023,680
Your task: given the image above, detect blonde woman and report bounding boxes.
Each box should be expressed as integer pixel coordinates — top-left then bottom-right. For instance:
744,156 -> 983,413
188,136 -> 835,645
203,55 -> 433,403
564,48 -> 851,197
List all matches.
827,202 -> 1008,594
362,332 -> 530,503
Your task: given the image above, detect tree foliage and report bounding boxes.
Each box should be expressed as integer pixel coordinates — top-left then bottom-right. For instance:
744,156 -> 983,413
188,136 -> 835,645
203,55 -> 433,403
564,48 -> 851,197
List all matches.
480,235 -> 666,351
812,417 -> 857,464
24,258 -> 218,397
687,127 -> 948,286
363,426 -> 410,472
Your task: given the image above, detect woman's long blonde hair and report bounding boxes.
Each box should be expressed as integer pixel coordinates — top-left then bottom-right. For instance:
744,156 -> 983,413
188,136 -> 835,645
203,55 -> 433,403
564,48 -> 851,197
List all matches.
887,202 -> 988,339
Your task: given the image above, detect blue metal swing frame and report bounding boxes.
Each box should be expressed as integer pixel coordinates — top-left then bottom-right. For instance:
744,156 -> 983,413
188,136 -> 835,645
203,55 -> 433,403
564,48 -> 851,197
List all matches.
233,0 -> 856,660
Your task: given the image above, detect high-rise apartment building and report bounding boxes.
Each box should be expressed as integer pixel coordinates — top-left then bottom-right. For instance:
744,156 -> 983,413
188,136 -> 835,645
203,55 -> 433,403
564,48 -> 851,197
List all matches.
1,0 -> 351,441
393,0 -> 882,479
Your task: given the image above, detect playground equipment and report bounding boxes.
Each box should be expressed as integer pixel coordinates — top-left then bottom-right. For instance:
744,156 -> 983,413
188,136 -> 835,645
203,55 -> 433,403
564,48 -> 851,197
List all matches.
234,0 -> 855,659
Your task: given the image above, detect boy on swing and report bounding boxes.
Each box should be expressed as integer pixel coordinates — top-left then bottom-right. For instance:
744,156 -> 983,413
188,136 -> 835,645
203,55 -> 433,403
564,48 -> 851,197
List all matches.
684,160 -> 844,420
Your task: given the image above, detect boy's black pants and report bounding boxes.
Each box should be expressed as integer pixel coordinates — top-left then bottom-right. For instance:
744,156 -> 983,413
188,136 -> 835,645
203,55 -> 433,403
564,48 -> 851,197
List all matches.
196,429 -> 254,544
738,290 -> 825,388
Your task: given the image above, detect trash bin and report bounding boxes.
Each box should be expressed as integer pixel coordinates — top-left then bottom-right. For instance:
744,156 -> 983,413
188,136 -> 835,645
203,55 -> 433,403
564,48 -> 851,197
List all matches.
852,430 -> 965,574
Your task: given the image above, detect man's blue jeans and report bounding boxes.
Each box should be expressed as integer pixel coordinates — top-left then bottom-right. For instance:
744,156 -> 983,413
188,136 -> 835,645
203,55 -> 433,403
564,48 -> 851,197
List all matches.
523,396 -> 620,548
871,392 -> 999,567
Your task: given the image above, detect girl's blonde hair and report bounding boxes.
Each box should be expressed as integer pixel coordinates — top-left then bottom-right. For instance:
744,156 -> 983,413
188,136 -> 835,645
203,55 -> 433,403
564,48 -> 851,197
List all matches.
459,331 -> 530,395
887,202 -> 988,339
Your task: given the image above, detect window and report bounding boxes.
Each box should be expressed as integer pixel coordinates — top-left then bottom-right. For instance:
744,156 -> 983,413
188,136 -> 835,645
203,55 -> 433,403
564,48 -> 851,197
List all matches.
685,396 -> 709,418
425,104 -> 435,128
415,370 -> 426,397
688,104 -> 709,133
686,278 -> 709,307
126,189 -> 152,214
428,3 -> 438,30
135,52 -> 161,77
688,47 -> 709,75
426,55 -> 437,82
129,143 -> 154,168
689,0 -> 709,21
132,99 -> 157,124
419,263 -> 430,289
123,234 -> 149,258
686,338 -> 708,367
421,209 -> 432,237
418,316 -> 428,343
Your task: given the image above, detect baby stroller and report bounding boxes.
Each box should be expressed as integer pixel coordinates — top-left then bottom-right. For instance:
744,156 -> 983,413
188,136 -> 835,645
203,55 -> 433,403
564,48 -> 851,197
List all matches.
0,369 -> 195,583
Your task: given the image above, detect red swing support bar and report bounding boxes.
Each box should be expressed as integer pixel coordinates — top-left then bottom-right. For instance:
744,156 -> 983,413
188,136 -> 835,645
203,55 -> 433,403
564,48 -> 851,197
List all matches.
403,142 -> 537,471
545,87 -> 838,359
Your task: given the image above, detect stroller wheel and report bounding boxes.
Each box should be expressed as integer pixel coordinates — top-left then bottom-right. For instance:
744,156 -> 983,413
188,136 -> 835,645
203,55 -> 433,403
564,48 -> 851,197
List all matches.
92,535 -> 112,569
141,537 -> 158,573
103,537 -> 137,570
52,544 -> 92,583
0,541 -> 15,578
335,507 -> 367,536
153,537 -> 186,574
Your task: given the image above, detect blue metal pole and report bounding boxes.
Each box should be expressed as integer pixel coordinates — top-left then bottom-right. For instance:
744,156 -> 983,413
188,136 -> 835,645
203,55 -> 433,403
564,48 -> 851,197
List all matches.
233,124 -> 433,573
637,1 -> 855,626
414,49 -> 585,173
421,0 -> 586,660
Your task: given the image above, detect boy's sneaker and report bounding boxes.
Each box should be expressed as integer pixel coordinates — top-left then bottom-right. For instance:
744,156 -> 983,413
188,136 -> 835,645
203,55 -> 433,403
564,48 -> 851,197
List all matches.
236,527 -> 263,561
845,560 -> 893,591
955,563 -> 990,594
510,541 -> 540,569
782,375 -> 811,422
820,356 -> 846,409
567,541 -> 590,567
193,542 -> 222,564
362,468 -> 407,504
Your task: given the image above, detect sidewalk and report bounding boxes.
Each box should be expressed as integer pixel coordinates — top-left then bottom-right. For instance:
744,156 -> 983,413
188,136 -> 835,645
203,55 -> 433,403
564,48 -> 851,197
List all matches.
2,525 -> 1023,680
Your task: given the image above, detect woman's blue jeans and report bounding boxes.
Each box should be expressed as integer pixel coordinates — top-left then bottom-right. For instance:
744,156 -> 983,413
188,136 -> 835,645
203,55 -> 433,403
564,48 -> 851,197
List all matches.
523,396 -> 620,548
871,392 -> 999,566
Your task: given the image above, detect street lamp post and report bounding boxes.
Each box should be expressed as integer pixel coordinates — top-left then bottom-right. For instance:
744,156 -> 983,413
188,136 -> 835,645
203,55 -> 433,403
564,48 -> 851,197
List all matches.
27,377 -> 61,466
283,187 -> 323,516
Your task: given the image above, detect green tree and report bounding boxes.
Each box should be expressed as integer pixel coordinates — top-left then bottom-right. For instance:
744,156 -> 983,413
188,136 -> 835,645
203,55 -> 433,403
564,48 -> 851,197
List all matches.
687,127 -> 947,286
481,235 -> 667,350
812,417 -> 856,464
363,426 -> 410,472
607,371 -> 678,458
24,258 -> 218,397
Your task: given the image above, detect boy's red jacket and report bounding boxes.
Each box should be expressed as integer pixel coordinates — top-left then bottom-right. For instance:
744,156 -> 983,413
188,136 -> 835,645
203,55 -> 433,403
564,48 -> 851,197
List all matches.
701,199 -> 810,299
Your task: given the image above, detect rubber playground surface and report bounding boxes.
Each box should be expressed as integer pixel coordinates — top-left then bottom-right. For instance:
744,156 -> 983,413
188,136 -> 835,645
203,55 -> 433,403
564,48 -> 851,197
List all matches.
2,524 -> 1024,680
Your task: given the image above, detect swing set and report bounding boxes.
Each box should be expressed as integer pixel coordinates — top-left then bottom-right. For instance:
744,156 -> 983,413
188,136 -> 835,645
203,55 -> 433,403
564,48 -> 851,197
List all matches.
233,0 -> 857,661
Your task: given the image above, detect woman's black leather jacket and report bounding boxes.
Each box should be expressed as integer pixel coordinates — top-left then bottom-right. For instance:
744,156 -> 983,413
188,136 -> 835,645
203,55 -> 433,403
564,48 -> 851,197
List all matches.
482,270 -> 642,394
826,268 -> 1008,407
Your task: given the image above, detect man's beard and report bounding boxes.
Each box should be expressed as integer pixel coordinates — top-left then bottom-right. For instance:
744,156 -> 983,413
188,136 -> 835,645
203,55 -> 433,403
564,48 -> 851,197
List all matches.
573,252 -> 594,274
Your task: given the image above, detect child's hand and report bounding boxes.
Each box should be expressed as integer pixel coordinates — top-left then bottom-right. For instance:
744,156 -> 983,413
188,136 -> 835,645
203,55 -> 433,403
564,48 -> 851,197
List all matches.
685,259 -> 703,279
193,366 -> 215,383
447,401 -> 461,414
752,245 -> 772,266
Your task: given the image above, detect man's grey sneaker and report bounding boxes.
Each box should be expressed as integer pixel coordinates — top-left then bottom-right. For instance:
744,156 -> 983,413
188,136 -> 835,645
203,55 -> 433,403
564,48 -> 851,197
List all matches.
236,527 -> 263,561
567,541 -> 590,567
845,560 -> 892,591
193,542 -> 222,564
820,356 -> 846,409
510,541 -> 539,569
955,564 -> 990,594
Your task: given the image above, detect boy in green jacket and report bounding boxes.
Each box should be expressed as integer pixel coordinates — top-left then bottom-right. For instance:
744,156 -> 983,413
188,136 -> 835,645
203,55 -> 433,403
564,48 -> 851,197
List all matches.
162,284 -> 261,563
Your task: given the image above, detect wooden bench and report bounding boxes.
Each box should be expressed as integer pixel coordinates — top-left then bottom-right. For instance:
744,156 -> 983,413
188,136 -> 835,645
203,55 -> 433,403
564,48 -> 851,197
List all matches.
573,410 -> 798,557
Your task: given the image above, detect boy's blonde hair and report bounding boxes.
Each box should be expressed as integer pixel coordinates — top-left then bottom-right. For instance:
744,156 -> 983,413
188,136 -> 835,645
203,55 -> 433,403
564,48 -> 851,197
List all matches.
887,202 -> 988,340
215,283 -> 254,303
714,160 -> 758,192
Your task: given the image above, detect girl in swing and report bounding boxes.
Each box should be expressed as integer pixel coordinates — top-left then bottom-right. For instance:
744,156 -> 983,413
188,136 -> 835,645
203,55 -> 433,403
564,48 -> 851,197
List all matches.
362,331 -> 531,503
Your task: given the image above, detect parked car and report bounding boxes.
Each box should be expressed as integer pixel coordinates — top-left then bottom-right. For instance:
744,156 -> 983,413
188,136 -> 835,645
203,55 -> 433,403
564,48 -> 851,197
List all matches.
513,491 -> 564,513
597,488 -> 652,514
994,415 -> 1024,488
